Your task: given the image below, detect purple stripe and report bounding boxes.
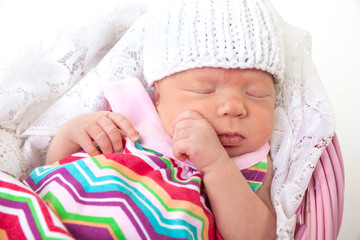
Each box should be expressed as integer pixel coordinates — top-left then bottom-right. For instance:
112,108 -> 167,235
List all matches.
27,168 -> 142,204
37,174 -> 167,238
27,164 -> 175,203
25,167 -> 76,195
28,156 -> 201,197
0,197 -> 42,239
241,169 -> 266,182
65,223 -> 113,240
146,156 -> 201,188
163,167 -> 200,188
24,158 -> 205,238
39,176 -> 189,239
148,155 -> 170,169
146,155 -> 200,186
25,171 -> 180,238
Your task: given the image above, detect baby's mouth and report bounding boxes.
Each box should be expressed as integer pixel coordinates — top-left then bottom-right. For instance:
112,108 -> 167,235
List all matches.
218,133 -> 244,147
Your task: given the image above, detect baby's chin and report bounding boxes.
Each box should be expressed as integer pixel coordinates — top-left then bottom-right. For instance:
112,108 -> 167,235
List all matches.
223,145 -> 259,158
224,146 -> 245,158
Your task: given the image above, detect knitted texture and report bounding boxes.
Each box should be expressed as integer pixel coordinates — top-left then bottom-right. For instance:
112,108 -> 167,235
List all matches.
143,0 -> 285,85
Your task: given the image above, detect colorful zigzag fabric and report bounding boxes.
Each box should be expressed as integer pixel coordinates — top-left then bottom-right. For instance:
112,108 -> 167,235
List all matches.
0,138 -> 267,239
24,140 -> 215,240
0,171 -> 73,240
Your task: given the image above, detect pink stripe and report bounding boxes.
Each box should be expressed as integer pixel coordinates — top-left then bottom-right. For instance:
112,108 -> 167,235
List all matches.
0,197 -> 42,239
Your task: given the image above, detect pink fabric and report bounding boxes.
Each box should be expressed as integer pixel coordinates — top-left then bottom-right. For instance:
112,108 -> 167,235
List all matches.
104,77 -> 269,170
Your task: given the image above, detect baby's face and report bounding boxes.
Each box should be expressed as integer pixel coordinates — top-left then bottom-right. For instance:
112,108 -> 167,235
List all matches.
154,67 -> 276,157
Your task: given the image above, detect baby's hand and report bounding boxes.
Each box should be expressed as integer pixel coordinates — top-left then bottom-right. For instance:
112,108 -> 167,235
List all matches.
172,110 -> 229,173
64,111 -> 138,156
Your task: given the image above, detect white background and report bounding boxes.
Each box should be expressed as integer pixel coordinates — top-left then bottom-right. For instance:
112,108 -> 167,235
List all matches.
271,0 -> 360,239
0,0 -> 359,239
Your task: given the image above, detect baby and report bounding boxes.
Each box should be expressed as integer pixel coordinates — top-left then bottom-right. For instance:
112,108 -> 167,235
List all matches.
45,0 -> 284,239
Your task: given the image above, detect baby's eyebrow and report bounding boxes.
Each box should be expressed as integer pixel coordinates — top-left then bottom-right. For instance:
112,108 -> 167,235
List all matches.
189,76 -> 217,84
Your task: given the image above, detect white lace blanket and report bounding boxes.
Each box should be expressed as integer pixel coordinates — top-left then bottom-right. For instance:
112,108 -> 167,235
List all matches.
0,0 -> 148,177
0,1 -> 334,239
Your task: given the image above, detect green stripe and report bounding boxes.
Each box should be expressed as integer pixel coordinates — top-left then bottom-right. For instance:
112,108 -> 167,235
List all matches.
247,181 -> 262,188
142,147 -> 163,155
158,156 -> 172,168
44,192 -> 125,239
0,192 -> 66,240
158,157 -> 201,185
252,161 -> 267,169
132,142 -> 201,185
92,157 -> 206,240
93,156 -> 204,214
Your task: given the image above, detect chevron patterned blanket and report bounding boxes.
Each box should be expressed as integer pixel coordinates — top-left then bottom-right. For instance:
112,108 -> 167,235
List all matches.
0,138 -> 267,239
0,140 -> 216,240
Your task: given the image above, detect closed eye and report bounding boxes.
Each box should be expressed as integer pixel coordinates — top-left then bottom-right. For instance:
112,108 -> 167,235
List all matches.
194,89 -> 215,94
184,88 -> 215,94
245,91 -> 269,98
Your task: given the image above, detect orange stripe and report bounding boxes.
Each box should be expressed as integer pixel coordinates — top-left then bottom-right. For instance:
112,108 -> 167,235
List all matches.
95,155 -> 209,238
247,167 -> 267,172
0,229 -> 9,240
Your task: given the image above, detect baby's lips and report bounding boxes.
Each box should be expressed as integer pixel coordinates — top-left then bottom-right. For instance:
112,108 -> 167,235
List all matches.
218,134 -> 244,146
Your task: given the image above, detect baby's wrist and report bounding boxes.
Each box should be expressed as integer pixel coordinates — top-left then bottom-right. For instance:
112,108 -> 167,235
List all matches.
201,154 -> 232,175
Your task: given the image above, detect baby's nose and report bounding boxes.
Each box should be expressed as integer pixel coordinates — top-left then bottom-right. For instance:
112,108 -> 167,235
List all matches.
216,96 -> 247,118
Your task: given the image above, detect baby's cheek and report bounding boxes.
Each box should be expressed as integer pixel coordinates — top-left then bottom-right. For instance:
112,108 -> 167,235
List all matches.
258,123 -> 274,144
158,111 -> 174,137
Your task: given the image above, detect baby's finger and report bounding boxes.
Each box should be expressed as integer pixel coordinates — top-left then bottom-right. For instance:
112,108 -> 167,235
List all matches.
98,116 -> 123,153
172,110 -> 204,134
172,119 -> 192,141
108,112 -> 139,142
77,132 -> 101,156
87,124 -> 113,154
174,110 -> 203,122
172,139 -> 189,162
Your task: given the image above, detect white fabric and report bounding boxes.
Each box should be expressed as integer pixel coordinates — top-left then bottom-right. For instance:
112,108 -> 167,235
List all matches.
270,13 -> 335,239
0,0 -> 148,178
143,0 -> 285,85
0,1 -> 335,239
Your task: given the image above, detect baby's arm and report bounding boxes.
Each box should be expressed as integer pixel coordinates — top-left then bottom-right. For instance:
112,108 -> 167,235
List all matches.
46,111 -> 138,164
203,155 -> 276,240
172,110 -> 276,240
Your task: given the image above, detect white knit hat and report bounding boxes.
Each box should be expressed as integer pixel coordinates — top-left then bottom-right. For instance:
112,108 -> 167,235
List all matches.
143,0 -> 285,85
